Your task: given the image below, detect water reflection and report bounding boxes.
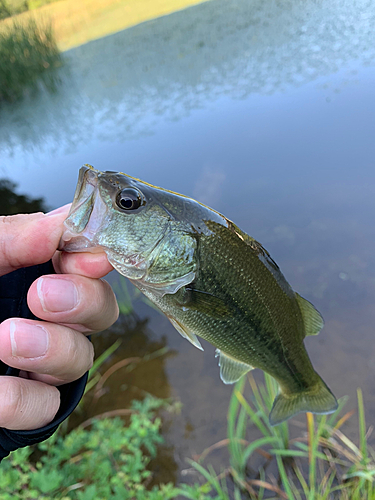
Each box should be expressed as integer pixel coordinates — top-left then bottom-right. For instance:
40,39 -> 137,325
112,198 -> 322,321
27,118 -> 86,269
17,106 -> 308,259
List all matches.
1,0 -> 375,156
0,178 -> 47,214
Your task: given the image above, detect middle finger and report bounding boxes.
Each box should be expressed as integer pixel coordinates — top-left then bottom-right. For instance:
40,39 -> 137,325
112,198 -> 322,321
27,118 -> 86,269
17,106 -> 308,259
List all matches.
27,274 -> 119,333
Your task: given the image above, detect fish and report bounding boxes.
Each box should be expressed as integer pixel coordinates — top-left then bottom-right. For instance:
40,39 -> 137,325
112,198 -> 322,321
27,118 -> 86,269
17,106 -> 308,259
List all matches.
59,164 -> 338,425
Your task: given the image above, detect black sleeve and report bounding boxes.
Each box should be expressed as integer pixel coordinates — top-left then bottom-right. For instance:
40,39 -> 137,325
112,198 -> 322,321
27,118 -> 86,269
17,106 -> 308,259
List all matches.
0,262 -> 88,460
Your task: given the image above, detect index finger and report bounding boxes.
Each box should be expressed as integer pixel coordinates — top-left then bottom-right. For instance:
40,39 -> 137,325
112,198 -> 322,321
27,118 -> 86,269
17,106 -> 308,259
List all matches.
0,206 -> 70,277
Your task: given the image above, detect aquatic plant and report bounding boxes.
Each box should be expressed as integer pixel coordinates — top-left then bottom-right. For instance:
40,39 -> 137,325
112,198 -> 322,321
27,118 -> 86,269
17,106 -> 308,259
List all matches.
187,374 -> 375,500
112,276 -> 139,316
0,18 -> 61,103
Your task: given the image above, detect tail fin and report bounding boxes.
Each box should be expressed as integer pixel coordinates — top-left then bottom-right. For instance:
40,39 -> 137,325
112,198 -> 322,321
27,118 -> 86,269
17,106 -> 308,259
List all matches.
269,377 -> 338,426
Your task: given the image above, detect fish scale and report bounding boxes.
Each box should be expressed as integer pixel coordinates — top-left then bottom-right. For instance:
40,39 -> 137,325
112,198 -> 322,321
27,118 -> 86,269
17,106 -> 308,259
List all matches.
60,165 -> 338,425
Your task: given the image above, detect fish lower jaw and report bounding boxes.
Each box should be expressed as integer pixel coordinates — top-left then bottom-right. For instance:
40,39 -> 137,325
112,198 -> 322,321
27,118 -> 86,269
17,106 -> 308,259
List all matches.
58,233 -> 102,253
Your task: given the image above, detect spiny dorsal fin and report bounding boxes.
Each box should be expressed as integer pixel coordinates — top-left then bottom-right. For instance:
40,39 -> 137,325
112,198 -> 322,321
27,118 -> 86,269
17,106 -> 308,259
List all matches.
295,293 -> 324,337
168,317 -> 203,351
215,349 -> 253,384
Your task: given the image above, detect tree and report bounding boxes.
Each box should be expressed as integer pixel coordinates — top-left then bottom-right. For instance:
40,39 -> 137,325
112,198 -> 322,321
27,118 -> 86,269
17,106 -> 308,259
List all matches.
0,179 -> 47,215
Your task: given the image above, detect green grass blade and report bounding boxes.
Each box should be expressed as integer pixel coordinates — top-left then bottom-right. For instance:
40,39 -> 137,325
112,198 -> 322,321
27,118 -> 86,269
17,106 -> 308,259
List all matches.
242,435 -> 280,464
276,455 -> 295,500
235,388 -> 271,437
357,388 -> 367,464
187,460 -> 229,500
88,339 -> 122,380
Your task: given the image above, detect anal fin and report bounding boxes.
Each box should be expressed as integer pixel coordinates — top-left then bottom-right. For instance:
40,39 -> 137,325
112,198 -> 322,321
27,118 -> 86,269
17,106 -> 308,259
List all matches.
215,349 -> 253,384
168,317 -> 203,351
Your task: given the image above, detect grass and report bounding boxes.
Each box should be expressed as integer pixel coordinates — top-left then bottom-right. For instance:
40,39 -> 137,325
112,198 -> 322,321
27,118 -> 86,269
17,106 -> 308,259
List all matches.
0,17 -> 61,102
188,374 -> 375,499
0,0 -> 210,51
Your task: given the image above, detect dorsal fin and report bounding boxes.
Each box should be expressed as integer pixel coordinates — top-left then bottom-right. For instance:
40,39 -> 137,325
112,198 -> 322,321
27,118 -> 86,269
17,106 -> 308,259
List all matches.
215,349 -> 253,384
295,293 -> 324,336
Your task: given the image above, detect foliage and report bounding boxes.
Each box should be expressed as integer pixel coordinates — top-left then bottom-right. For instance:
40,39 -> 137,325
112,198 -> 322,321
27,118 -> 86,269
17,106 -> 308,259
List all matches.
0,0 -> 12,19
0,0 -> 61,18
188,374 -> 375,499
0,178 -> 47,215
0,18 -> 61,103
0,397 -> 180,500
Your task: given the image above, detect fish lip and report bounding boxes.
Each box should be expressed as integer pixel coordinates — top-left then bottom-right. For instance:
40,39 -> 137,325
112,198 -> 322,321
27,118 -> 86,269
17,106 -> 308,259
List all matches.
58,232 -> 97,252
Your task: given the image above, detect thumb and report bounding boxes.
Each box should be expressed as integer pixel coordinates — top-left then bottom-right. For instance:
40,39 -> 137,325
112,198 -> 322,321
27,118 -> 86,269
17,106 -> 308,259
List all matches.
0,205 -> 70,277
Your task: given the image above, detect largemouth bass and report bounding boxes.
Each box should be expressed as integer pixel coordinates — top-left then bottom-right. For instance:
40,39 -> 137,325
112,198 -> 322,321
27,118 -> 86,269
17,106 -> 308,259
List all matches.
60,165 -> 338,425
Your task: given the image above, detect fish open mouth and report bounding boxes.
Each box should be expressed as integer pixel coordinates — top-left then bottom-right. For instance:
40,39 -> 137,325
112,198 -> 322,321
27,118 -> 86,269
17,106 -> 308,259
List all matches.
58,233 -> 104,253
58,166 -> 106,253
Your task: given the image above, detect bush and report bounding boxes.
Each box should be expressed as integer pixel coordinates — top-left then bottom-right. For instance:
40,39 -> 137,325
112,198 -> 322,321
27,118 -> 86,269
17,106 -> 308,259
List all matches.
0,18 -> 61,102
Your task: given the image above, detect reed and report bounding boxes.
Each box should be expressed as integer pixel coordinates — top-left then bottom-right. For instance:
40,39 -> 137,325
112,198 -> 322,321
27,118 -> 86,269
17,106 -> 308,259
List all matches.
185,374 -> 375,499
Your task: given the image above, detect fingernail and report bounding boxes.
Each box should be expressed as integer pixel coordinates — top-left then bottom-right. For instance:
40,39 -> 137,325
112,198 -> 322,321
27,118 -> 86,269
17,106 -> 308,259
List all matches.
38,277 -> 79,312
10,321 -> 49,358
45,204 -> 71,217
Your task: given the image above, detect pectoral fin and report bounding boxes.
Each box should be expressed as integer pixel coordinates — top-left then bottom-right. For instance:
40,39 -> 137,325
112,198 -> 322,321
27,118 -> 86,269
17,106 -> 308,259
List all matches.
215,349 -> 253,384
168,317 -> 203,351
296,293 -> 324,336
180,288 -> 232,318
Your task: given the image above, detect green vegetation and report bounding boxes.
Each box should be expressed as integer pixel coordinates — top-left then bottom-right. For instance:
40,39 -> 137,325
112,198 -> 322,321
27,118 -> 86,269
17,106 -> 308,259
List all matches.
189,374 -> 375,499
0,18 -> 61,103
0,397 -> 180,500
113,277 -> 141,317
0,0 -> 60,19
0,0 -> 26,19
0,179 -> 47,215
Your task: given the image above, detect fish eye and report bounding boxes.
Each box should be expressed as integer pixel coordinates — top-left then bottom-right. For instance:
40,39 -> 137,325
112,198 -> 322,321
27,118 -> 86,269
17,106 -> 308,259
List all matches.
116,188 -> 143,211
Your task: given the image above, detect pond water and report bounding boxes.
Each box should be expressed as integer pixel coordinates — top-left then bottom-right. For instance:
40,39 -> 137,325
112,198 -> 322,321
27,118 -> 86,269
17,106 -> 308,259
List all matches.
1,0 -> 375,485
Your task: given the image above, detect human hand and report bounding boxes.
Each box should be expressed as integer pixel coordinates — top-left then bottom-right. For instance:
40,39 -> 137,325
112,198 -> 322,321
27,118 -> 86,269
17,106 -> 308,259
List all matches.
0,206 -> 118,431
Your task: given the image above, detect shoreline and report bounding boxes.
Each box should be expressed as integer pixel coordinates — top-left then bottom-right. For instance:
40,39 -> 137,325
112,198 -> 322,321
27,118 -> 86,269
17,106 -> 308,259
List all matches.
0,0 -> 210,51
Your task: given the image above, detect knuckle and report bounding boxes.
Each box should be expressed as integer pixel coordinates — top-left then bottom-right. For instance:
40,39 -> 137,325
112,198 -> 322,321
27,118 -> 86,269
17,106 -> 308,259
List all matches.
60,329 -> 94,379
101,280 -> 119,322
83,279 -> 118,331
87,341 -> 95,371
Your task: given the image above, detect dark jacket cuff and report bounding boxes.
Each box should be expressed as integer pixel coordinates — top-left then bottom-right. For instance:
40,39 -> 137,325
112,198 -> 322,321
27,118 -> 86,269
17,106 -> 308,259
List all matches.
0,262 -> 88,460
